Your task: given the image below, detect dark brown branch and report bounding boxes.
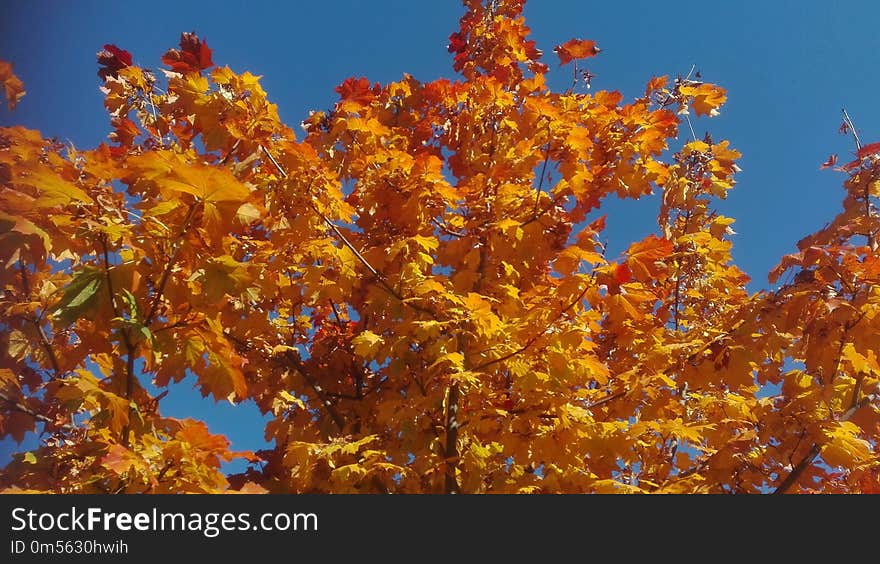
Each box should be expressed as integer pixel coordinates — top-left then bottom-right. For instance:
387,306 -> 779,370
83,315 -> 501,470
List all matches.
521,193 -> 566,227
772,444 -> 821,495
283,351 -> 346,432
586,389 -> 626,410
672,210 -> 692,331
431,217 -> 465,238
774,318 -> 864,494
443,382 -> 461,494
220,138 -> 243,165
18,258 -> 31,298
532,136 -> 552,216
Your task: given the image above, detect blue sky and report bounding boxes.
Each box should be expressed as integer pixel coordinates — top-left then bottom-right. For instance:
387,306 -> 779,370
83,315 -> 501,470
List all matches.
2,0 -> 879,470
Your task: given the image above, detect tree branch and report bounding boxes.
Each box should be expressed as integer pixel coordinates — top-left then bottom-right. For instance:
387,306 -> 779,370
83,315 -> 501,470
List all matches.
841,108 -> 862,151
283,351 -> 346,432
144,204 -> 197,327
18,260 -> 61,375
100,235 -> 138,447
0,391 -> 75,431
773,318 -> 864,494
532,135 -> 552,216
443,382 -> 461,494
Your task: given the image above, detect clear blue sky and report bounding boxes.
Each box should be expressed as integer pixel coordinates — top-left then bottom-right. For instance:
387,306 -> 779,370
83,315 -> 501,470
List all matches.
2,0 -> 879,470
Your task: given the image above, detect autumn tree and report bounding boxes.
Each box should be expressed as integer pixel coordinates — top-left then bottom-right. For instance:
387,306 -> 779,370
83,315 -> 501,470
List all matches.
1,0 -> 877,494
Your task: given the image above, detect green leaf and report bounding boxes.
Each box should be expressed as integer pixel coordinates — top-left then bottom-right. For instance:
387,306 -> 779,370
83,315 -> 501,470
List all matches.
120,289 -> 141,323
51,266 -> 104,326
137,325 -> 154,346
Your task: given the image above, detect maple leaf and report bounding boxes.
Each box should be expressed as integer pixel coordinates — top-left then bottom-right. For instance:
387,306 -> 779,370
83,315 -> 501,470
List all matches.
335,77 -> 379,105
553,39 -> 600,65
2,2 -> 878,497
162,32 -> 214,74
679,83 -> 727,116
101,444 -> 139,475
96,44 -> 132,81
447,31 -> 467,53
0,60 -> 26,110
626,234 -> 673,280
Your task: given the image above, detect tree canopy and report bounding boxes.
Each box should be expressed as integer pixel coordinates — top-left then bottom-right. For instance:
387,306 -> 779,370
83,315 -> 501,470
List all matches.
1,0 -> 878,494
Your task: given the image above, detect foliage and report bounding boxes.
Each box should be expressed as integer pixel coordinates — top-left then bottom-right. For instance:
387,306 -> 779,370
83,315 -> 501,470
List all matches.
1,0 -> 878,494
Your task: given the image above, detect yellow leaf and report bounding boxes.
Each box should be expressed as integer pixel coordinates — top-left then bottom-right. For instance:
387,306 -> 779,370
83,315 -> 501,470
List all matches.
162,164 -> 250,203
465,292 -> 501,336
411,234 -> 439,252
430,351 -> 464,371
352,331 -> 384,359
22,169 -> 94,207
235,202 -> 262,225
277,390 -> 306,411
821,421 -> 873,468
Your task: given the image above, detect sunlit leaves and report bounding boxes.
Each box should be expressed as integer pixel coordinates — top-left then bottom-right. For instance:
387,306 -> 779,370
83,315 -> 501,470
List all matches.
678,83 -> 727,117
553,39 -> 600,65
0,0 -> 877,495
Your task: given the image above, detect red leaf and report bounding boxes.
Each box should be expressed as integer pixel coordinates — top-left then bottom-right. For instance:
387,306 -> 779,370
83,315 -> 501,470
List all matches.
335,77 -> 378,105
97,44 -> 132,81
614,262 -> 632,284
856,141 -> 880,160
162,32 -> 213,74
448,32 -> 467,54
820,154 -> 837,169
553,39 -> 600,65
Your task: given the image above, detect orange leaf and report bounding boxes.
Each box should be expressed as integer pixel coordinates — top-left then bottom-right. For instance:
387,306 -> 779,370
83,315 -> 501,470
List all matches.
335,77 -> 379,105
0,60 -> 26,110
554,39 -> 600,65
679,83 -> 727,116
626,235 -> 673,280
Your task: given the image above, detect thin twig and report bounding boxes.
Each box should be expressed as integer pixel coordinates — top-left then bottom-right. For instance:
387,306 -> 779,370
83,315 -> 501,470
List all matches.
0,391 -> 74,430
841,108 -> 862,150
220,138 -> 242,165
471,282 -> 591,372
431,217 -> 465,238
283,351 -> 346,432
533,135 -> 552,216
